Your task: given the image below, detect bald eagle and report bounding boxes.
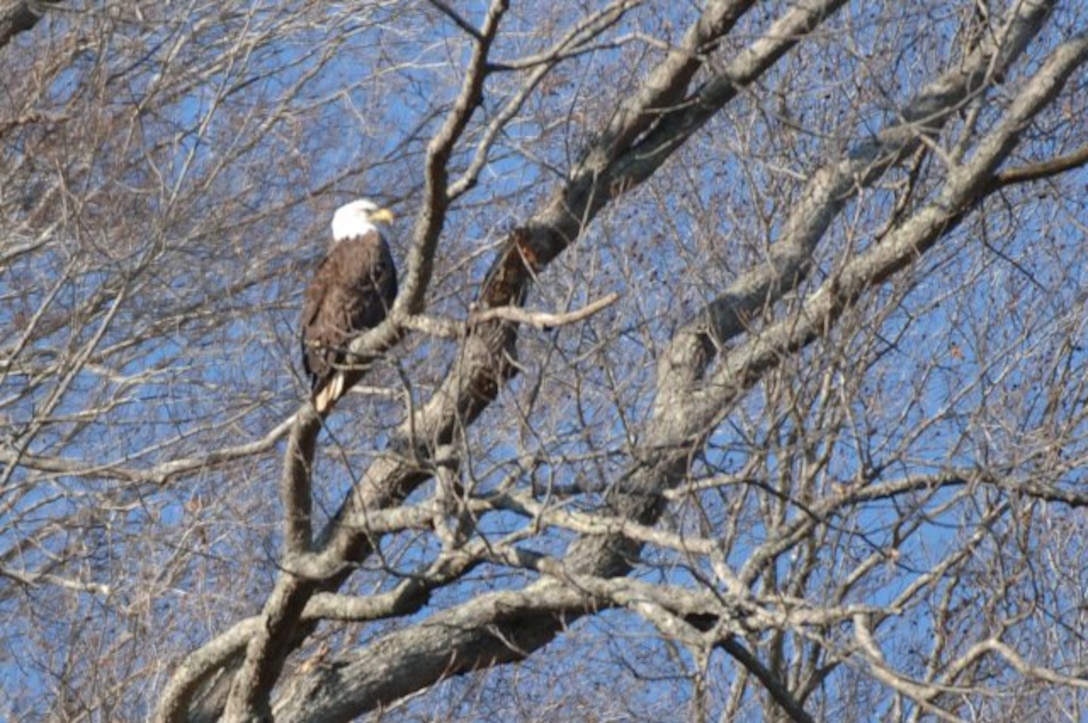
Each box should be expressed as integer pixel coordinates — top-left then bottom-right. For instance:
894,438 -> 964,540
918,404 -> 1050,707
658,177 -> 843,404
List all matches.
301,199 -> 397,413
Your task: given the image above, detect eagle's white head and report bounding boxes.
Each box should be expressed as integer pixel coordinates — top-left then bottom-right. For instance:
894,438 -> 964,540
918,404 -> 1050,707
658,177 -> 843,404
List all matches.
331,198 -> 395,241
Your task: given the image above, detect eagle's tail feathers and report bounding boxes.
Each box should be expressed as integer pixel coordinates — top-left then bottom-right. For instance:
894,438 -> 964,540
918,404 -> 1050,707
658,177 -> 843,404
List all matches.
314,374 -> 344,413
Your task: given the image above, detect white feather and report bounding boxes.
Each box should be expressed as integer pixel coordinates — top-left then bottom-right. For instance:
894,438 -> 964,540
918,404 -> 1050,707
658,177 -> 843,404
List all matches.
331,199 -> 382,241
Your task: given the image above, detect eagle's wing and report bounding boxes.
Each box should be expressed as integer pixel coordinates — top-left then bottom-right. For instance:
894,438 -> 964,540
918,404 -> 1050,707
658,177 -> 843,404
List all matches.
300,254 -> 341,390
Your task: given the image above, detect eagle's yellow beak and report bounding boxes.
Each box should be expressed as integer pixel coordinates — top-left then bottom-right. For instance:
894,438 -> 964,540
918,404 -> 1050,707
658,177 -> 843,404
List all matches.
370,208 -> 395,224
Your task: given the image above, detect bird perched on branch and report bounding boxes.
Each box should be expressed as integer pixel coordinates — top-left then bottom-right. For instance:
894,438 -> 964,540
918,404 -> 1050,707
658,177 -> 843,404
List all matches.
300,199 -> 397,413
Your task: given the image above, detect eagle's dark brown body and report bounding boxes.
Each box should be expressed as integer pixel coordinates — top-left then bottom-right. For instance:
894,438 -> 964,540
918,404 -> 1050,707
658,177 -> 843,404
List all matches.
301,221 -> 396,412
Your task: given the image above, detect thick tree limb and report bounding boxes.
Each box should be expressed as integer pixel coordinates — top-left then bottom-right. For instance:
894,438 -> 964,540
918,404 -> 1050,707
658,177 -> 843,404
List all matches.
273,569 -> 889,721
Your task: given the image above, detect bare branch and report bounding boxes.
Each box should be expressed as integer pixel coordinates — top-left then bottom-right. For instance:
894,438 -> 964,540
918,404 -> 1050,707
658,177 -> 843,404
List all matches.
994,141 -> 1088,187
469,292 -> 620,329
719,637 -> 816,723
426,0 -> 484,42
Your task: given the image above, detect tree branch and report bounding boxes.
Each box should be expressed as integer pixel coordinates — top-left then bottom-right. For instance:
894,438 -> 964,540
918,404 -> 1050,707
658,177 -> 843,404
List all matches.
469,292 -> 619,329
993,141 -> 1088,187
720,637 -> 816,723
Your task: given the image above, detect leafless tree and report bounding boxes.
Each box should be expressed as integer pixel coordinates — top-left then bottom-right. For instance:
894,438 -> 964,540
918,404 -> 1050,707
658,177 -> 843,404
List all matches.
2,1 -> 1087,721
